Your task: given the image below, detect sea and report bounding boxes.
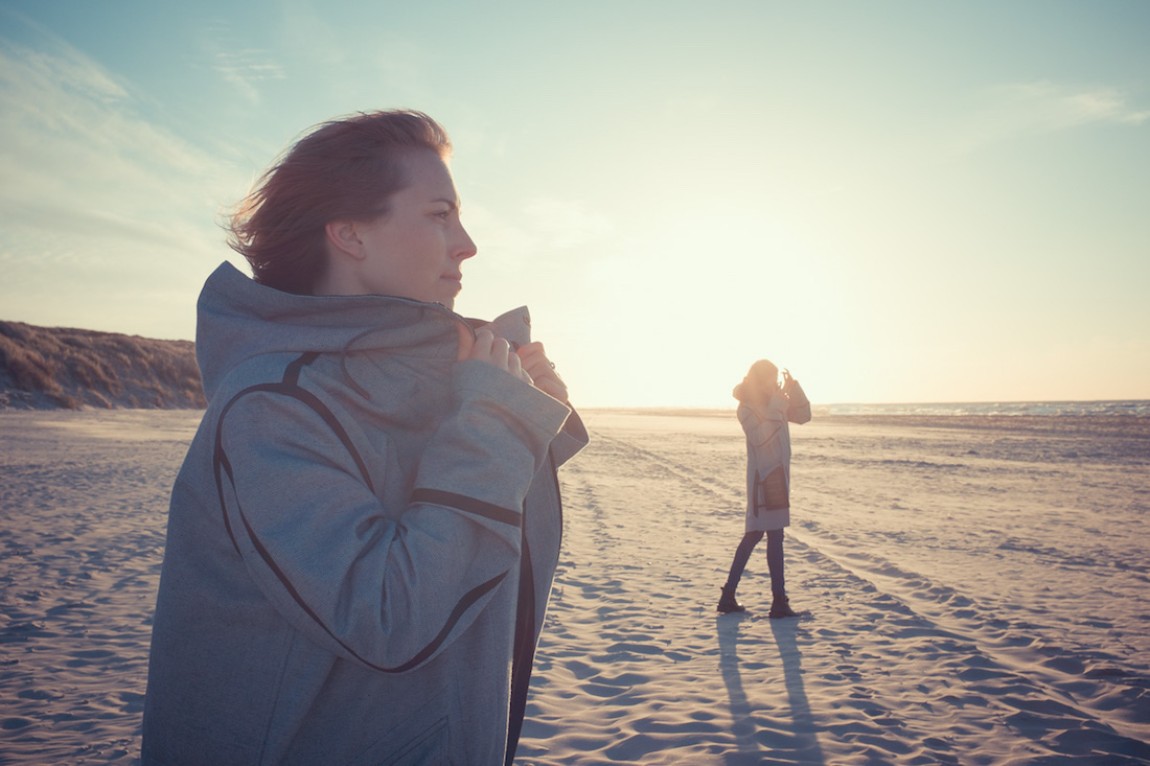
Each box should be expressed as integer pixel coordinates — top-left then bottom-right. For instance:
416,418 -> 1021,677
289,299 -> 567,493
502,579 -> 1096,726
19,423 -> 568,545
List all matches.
816,399 -> 1150,417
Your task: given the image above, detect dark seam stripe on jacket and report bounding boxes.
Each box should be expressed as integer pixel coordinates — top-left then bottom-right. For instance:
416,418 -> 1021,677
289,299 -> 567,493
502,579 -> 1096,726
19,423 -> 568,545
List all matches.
283,350 -> 320,386
210,352 -> 512,673
505,448 -> 563,763
230,481 -> 509,673
213,447 -> 242,556
215,381 -> 375,494
382,569 -> 509,673
504,523 -> 534,765
212,356 -> 374,553
410,487 -> 521,528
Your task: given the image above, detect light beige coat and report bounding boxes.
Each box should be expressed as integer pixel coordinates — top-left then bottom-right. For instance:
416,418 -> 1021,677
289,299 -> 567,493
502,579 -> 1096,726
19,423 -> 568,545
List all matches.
740,380 -> 810,532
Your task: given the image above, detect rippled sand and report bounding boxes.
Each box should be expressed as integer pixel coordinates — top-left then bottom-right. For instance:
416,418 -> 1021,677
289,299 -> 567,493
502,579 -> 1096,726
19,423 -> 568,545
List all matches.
1,409 -> 1147,764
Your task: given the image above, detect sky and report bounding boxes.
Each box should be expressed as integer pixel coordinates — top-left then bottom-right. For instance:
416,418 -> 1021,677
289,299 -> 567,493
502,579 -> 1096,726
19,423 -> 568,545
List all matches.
2,1 -> 1148,408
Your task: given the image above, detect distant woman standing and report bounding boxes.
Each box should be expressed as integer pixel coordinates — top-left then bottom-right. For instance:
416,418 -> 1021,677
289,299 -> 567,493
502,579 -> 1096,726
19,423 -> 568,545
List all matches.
718,359 -> 811,617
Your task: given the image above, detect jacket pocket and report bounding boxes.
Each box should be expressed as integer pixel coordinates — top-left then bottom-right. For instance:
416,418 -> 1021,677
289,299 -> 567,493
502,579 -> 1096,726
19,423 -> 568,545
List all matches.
754,467 -> 788,513
346,705 -> 451,766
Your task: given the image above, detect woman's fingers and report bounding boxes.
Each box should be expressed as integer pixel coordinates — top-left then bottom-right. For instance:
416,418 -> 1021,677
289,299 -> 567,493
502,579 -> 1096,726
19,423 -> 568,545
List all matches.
516,342 -> 559,380
464,331 -> 564,396
456,323 -> 476,361
517,342 -> 569,402
466,328 -> 516,374
507,349 -> 529,382
467,328 -> 494,363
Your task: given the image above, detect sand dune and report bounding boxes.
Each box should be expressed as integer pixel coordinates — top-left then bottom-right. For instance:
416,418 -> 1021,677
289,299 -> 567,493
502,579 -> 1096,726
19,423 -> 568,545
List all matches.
1,409 -> 1147,764
0,321 -> 204,410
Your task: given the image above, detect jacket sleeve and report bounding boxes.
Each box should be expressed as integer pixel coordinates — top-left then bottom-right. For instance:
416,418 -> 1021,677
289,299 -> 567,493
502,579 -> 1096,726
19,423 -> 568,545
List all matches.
215,360 -> 571,673
784,379 -> 812,424
548,408 -> 589,468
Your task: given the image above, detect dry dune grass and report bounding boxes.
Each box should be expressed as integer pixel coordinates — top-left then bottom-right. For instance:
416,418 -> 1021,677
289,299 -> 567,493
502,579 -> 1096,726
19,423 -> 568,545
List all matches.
0,321 -> 205,410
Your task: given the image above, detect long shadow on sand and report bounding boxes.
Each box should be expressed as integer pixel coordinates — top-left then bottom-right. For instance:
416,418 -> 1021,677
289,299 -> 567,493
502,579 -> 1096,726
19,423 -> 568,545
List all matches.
716,614 -> 826,765
769,617 -> 826,764
716,614 -> 759,763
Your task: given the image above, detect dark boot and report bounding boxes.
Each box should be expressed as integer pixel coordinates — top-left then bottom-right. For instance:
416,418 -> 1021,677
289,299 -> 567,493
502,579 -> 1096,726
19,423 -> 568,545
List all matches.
768,595 -> 797,619
717,586 -> 745,614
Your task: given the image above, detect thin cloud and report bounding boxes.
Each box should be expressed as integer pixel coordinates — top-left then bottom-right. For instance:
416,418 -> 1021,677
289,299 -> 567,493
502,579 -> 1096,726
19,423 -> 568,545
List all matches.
0,34 -> 245,278
211,48 -> 285,104
955,80 -> 1149,153
999,81 -> 1150,127
198,19 -> 285,104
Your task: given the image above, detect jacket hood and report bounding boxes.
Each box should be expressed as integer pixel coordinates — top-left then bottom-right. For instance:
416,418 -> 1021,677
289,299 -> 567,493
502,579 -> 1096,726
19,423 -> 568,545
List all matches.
196,261 -> 514,399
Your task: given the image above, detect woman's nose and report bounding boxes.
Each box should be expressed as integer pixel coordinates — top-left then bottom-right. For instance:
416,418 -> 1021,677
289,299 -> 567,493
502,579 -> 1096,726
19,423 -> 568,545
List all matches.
455,225 -> 477,260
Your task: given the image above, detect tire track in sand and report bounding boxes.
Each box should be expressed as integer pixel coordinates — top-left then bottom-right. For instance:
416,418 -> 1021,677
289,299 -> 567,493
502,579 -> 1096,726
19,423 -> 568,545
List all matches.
582,431 -> 1150,760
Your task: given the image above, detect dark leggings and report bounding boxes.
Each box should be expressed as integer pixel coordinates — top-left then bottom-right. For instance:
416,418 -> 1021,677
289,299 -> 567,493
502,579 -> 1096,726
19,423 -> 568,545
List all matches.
724,529 -> 785,600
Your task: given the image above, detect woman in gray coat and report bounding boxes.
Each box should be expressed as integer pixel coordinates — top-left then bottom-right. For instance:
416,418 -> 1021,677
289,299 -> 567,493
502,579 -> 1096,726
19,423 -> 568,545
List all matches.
718,359 -> 810,617
142,110 -> 587,765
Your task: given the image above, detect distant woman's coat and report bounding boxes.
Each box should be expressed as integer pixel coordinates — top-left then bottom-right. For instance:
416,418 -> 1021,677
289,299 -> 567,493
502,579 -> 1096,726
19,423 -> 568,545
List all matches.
740,381 -> 811,532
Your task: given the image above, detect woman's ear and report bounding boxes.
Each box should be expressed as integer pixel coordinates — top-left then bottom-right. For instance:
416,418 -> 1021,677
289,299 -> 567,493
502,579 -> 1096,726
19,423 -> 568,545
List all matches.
324,220 -> 365,261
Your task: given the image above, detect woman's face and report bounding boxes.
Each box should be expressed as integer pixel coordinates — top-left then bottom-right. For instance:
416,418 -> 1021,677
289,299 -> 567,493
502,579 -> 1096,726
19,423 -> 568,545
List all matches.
342,149 -> 477,308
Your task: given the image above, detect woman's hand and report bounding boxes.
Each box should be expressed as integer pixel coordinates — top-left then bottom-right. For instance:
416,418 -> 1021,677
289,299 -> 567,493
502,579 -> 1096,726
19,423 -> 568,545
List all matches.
516,341 -> 569,403
781,369 -> 796,393
463,328 -> 531,383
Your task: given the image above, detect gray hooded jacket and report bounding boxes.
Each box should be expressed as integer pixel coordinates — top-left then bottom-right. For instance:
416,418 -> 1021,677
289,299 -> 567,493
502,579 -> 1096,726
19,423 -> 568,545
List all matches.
142,262 -> 586,765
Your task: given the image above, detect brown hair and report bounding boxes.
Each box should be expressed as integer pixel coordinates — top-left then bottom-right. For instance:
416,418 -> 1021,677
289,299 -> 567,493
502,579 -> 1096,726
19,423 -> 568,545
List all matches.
733,359 -> 779,403
227,110 -> 452,294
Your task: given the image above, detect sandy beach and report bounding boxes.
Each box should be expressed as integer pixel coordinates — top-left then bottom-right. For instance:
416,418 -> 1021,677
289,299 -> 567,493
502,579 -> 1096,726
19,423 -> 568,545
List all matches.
2,408 -> 1148,764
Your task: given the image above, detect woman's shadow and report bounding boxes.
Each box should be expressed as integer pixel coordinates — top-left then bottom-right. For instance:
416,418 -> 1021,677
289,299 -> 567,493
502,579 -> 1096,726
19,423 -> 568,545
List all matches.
716,614 -> 826,765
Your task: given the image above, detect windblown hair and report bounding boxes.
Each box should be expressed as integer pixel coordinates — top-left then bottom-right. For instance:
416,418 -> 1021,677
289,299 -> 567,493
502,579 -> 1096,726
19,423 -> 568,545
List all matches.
227,110 -> 452,295
733,359 -> 779,403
